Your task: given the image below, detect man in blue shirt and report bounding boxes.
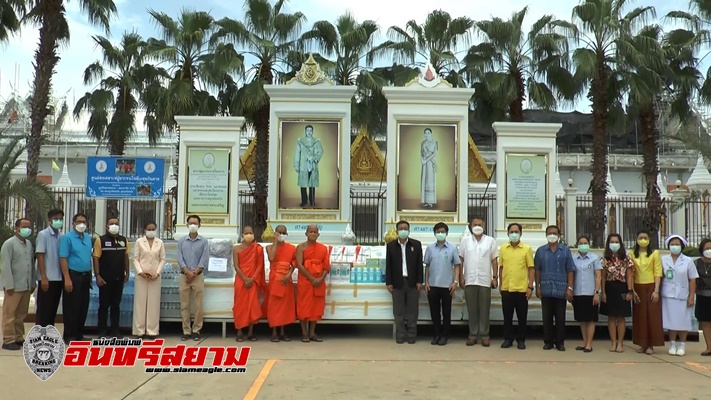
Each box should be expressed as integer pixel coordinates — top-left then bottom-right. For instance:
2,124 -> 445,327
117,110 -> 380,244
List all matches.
177,215 -> 209,341
59,213 -> 94,343
534,225 -> 575,351
424,222 -> 460,346
35,208 -> 65,327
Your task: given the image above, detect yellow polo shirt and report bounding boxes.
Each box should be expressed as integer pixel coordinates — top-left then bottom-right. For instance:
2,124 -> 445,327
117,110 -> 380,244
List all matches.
499,242 -> 534,292
631,250 -> 662,284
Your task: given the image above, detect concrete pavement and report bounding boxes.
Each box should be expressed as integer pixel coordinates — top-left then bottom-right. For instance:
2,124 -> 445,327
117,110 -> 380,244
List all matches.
1,320 -> 709,399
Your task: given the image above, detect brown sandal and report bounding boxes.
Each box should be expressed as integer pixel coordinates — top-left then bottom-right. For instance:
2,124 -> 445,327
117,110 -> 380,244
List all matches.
271,336 -> 280,342
280,335 -> 291,342
309,336 -> 323,342
301,337 -> 310,343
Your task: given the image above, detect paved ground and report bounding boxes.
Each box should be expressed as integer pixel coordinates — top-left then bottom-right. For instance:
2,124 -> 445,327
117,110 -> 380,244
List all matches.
1,320 -> 709,400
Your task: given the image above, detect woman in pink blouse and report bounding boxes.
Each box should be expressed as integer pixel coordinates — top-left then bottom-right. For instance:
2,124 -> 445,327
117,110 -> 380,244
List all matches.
132,222 -> 166,338
600,233 -> 635,353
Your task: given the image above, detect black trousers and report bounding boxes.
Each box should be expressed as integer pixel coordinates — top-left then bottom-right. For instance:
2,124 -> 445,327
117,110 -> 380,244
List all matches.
542,297 -> 567,346
62,271 -> 92,341
300,187 -> 316,206
98,279 -> 124,332
501,291 -> 528,342
392,280 -> 419,341
427,287 -> 452,337
35,280 -> 63,327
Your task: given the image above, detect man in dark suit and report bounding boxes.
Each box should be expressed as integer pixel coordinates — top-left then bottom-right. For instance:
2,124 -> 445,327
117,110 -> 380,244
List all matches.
386,220 -> 424,344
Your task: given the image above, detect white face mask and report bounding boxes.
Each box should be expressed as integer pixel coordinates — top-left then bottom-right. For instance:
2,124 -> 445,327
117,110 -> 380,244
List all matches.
277,233 -> 287,242
546,234 -> 559,244
471,226 -> 484,235
188,224 -> 199,233
145,230 -> 156,239
704,249 -> 711,259
108,224 -> 119,235
75,223 -> 87,233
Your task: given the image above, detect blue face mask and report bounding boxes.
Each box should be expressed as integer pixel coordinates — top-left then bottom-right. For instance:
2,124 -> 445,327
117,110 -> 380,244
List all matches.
398,230 -> 409,239
52,219 -> 63,229
435,232 -> 446,242
19,228 -> 32,238
669,245 -> 682,255
609,243 -> 620,252
508,233 -> 520,242
578,244 -> 589,253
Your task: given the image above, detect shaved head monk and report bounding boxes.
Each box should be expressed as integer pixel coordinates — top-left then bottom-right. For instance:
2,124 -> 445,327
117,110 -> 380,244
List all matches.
232,226 -> 266,342
265,225 -> 296,342
295,225 -> 331,342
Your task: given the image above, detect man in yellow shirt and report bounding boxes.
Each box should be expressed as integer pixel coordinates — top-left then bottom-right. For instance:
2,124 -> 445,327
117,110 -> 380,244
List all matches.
498,223 -> 534,350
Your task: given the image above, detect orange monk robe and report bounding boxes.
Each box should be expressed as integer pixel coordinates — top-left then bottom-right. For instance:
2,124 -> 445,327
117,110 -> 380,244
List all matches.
297,242 -> 331,321
264,243 -> 297,328
233,244 -> 266,329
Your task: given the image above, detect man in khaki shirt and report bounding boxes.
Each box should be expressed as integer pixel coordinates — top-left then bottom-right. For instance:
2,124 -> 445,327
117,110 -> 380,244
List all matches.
1,218 -> 36,350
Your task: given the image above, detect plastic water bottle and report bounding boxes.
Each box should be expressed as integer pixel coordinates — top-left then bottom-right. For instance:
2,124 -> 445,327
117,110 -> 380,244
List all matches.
349,269 -> 355,283
368,268 -> 375,283
356,267 -> 363,283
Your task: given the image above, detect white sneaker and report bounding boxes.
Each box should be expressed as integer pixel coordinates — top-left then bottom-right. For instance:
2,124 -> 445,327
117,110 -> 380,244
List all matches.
668,342 -> 677,355
676,343 -> 686,356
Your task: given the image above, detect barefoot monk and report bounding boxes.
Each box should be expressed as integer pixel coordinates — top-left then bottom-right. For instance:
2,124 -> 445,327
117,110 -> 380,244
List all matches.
295,225 -> 331,342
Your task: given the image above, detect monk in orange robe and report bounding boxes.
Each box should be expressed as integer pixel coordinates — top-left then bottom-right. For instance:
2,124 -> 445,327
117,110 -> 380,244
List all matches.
296,225 -> 331,342
233,226 -> 265,341
265,225 -> 296,342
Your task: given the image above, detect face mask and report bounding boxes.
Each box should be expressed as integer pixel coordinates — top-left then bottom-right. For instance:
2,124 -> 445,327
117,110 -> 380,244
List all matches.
19,228 -> 32,238
52,219 -> 63,229
398,230 -> 409,239
435,232 -> 447,241
277,233 -> 287,242
243,234 -> 254,243
508,233 -> 520,242
145,230 -> 156,239
108,225 -> 120,235
578,244 -> 589,253
75,223 -> 87,233
188,224 -> 199,233
637,239 -> 649,247
609,243 -> 620,252
471,226 -> 484,235
704,249 -> 711,259
669,245 -> 682,255
547,234 -> 559,244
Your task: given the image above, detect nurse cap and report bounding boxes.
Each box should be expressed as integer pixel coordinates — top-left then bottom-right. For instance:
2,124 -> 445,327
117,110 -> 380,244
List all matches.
664,234 -> 688,248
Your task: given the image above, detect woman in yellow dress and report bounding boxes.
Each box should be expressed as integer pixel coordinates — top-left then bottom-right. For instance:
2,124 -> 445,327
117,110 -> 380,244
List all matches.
630,230 -> 665,354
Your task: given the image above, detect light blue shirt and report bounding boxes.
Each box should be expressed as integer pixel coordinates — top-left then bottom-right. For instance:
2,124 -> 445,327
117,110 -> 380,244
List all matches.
573,252 -> 602,296
177,235 -> 209,271
534,244 -> 576,299
36,226 -> 63,281
424,241 -> 460,288
59,230 -> 94,273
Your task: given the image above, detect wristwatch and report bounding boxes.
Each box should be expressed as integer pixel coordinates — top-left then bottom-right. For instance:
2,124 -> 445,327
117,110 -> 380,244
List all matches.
594,290 -> 600,295
454,281 -> 459,285
567,287 -> 573,292
493,275 -> 498,279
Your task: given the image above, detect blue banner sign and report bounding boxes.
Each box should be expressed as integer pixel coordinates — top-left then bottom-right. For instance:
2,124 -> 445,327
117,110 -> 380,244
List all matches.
86,156 -> 165,199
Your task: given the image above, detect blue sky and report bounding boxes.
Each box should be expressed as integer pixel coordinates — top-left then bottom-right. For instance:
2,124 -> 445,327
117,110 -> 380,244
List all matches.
0,0 -> 685,113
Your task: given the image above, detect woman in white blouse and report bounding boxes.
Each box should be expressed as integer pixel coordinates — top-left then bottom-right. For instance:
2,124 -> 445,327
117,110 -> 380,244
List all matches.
660,234 -> 698,357
132,222 -> 166,338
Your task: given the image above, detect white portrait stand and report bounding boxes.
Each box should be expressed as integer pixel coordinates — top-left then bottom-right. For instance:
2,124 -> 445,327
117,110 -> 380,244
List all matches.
382,64 -> 474,245
492,122 -> 562,249
175,116 -> 245,241
264,54 -> 357,243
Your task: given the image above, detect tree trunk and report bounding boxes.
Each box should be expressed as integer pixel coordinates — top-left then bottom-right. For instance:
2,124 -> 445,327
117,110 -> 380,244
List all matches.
26,0 -> 63,219
253,106 -> 269,240
640,103 -> 662,248
508,69 -> 526,122
589,59 -> 610,248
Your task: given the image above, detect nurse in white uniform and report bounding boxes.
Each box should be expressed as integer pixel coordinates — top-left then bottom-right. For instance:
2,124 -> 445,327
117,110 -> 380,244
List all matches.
660,234 -> 699,356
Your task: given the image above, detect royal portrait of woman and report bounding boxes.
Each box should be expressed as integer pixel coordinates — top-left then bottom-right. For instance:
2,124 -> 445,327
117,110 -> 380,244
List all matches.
420,128 -> 438,207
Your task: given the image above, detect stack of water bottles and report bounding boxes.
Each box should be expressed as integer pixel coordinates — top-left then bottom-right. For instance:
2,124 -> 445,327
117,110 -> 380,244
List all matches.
85,272 -> 135,328
159,264 -> 181,318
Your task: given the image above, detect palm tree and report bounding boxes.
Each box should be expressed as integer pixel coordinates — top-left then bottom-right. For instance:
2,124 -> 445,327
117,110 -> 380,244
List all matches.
212,0 -> 306,238
0,135 -> 56,237
74,32 -> 164,155
24,0 -> 117,182
0,0 -> 24,42
559,0 -> 655,247
373,9 -> 474,87
463,6 -> 577,123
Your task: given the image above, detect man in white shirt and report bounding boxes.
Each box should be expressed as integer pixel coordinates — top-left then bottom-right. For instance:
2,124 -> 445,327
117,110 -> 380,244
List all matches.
459,217 -> 499,347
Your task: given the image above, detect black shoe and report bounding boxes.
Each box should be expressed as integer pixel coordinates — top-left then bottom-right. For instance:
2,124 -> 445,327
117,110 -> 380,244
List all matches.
517,342 -> 526,350
556,345 -> 566,352
2,343 -> 21,351
501,340 -> 513,349
110,330 -> 122,339
431,336 -> 441,345
438,337 -> 448,346
192,332 -> 201,341
543,343 -> 554,350
15,340 -> 24,346
97,330 -> 108,338
407,339 -> 416,344
396,339 -> 405,344
575,346 -> 585,351
181,334 -> 190,341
